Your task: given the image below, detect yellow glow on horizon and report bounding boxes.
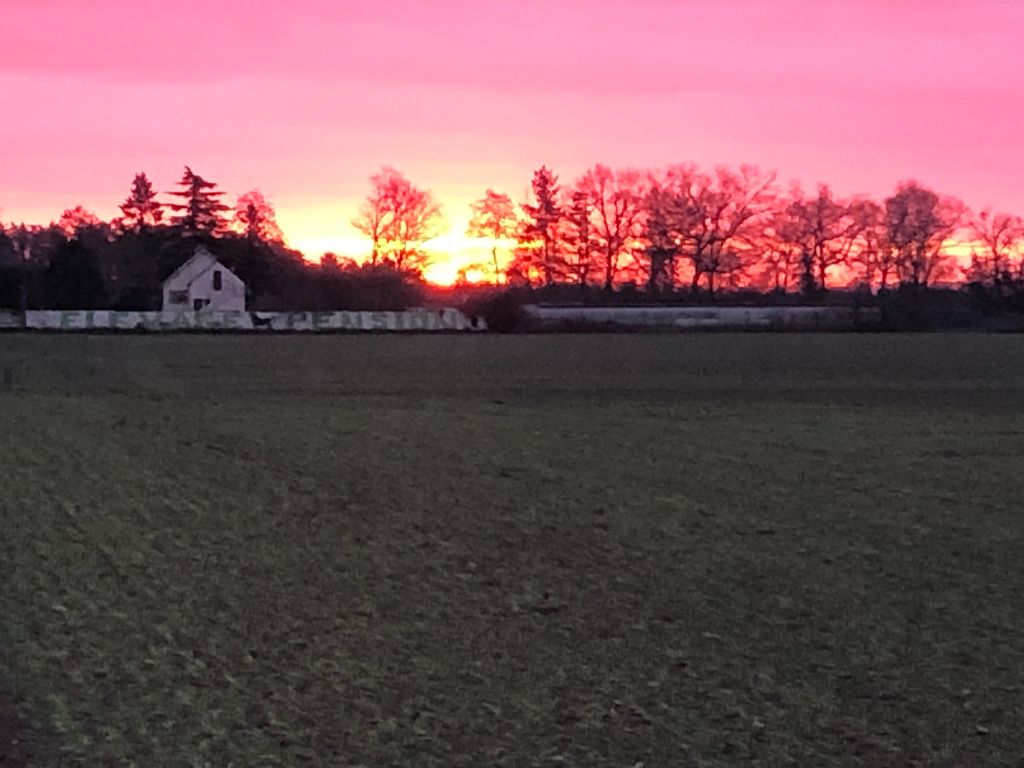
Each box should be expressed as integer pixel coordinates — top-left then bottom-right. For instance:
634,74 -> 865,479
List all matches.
279,206 -> 1005,288
282,203 -> 518,285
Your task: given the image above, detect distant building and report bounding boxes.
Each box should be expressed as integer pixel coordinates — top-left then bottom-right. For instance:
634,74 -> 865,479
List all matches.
521,304 -> 880,330
161,246 -> 245,312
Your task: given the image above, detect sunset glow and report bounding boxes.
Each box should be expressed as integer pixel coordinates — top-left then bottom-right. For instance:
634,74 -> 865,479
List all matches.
4,1 -> 1024,284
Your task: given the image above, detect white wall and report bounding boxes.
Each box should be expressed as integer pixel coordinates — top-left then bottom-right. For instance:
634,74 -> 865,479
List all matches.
189,264 -> 245,312
21,309 -> 486,332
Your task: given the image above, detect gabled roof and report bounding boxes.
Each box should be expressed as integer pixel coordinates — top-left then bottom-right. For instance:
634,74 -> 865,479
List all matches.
162,246 -> 237,288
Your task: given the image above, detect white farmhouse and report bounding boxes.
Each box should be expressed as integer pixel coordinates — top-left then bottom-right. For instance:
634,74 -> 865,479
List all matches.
161,246 -> 246,312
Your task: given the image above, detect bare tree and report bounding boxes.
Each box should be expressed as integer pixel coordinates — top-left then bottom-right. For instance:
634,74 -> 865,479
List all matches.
966,209 -> 1024,285
640,182 -> 681,292
352,167 -> 443,274
847,199 -> 890,290
576,165 -> 646,290
234,190 -> 285,244
755,214 -> 801,293
353,179 -> 389,265
662,164 -> 776,295
883,181 -> 964,289
466,189 -> 518,282
778,185 -> 867,293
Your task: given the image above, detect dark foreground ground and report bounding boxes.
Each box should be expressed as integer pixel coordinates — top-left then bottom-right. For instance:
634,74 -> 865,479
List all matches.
1,333 -> 1022,766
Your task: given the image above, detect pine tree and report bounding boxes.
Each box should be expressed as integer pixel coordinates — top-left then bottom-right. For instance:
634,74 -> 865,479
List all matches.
563,189 -> 595,287
168,166 -> 229,236
516,166 -> 565,286
118,172 -> 163,232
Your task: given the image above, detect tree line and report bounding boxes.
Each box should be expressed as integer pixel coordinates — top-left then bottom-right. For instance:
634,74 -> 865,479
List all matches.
3,162 -> 1024,318
0,168 -> 420,311
351,163 -> 1023,308
462,166 -> 1020,296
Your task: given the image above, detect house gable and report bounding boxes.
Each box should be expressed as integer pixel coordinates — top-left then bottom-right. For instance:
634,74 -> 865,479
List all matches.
162,247 -> 219,291
162,247 -> 246,312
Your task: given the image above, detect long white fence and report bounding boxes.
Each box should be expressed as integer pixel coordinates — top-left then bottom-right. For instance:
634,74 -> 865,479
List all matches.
5,309 -> 486,332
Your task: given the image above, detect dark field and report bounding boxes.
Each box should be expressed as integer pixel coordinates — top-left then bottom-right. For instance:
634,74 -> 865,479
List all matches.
1,333 -> 1022,766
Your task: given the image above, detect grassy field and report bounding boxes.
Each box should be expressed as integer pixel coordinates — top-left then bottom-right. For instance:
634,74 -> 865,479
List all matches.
1,333 -> 1022,766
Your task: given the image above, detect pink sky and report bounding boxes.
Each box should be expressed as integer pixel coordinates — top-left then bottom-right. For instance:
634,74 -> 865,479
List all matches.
3,0 -> 1023,278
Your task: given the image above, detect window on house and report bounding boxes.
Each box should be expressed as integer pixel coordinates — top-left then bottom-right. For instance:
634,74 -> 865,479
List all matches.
213,270 -> 222,291
193,298 -> 207,311
170,290 -> 188,304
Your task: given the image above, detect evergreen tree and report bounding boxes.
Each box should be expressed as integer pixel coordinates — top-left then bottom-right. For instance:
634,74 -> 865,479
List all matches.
515,166 -> 565,286
118,172 -> 163,232
563,189 -> 595,287
0,229 -> 21,309
168,166 -> 229,236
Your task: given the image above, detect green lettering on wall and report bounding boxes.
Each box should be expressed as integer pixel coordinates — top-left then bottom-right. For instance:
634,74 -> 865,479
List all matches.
312,311 -> 333,331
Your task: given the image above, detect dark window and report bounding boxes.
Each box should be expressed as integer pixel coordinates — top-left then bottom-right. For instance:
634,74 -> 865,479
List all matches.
193,298 -> 205,311
213,270 -> 222,291
170,289 -> 188,304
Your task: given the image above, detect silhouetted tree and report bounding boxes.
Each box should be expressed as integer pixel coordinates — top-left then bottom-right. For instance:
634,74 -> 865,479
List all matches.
849,200 -> 888,290
0,228 -> 18,265
309,262 -> 424,311
884,181 -> 964,289
641,182 -> 681,291
659,164 -> 776,295
0,229 -> 21,308
352,167 -> 442,273
577,165 -> 646,290
117,172 -> 163,232
56,206 -> 103,238
42,237 -> 107,309
168,166 -> 230,236
966,209 -> 1024,286
755,215 -> 800,293
467,189 -> 518,282
778,185 -> 867,293
513,166 -> 565,286
234,189 -> 284,243
353,178 -> 388,266
563,189 -> 596,287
